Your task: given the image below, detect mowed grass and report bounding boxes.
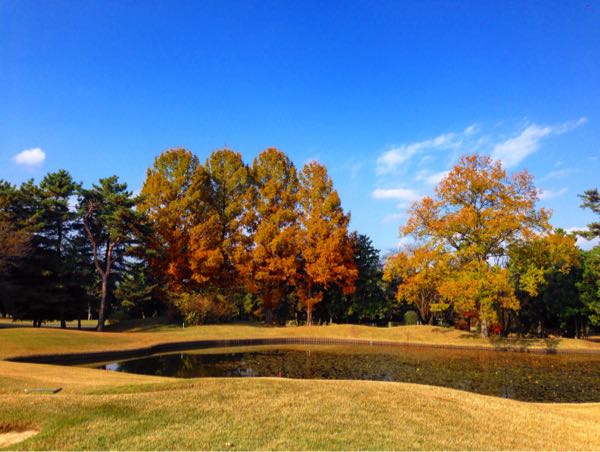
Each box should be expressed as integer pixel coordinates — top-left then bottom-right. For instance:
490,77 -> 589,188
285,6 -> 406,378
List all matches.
1,361 -> 599,450
1,321 -> 600,450
1,319 -> 599,360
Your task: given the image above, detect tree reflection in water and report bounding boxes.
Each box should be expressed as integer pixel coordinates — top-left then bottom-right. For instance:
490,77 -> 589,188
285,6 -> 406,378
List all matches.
95,345 -> 600,402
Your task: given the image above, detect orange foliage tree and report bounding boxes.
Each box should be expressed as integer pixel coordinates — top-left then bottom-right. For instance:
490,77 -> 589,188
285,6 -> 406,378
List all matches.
243,148 -> 301,323
297,161 -> 357,326
402,154 -> 549,336
188,149 -> 252,289
138,149 -> 199,314
383,244 -> 449,325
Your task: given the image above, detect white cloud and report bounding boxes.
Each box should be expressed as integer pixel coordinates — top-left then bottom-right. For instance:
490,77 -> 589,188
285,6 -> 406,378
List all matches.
565,227 -> 599,250
13,147 -> 46,166
420,171 -> 450,185
376,132 -> 460,175
464,124 -> 478,135
372,188 -> 421,202
492,117 -> 587,168
492,125 -> 553,168
381,213 -> 406,224
538,187 -> 567,200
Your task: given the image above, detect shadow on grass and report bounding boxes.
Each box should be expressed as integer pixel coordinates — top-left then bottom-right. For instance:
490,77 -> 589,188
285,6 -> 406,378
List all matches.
0,319 -> 96,331
0,321 -> 30,329
105,318 -> 270,333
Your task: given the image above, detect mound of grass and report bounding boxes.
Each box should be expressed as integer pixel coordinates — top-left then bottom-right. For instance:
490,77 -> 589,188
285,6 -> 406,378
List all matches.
1,320 -> 599,361
0,362 -> 598,450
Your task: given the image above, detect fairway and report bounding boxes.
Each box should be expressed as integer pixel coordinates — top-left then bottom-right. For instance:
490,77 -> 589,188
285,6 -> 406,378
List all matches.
1,324 -> 600,450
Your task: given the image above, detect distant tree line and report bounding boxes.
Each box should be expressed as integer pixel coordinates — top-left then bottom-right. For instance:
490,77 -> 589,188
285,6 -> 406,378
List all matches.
0,150 -> 598,337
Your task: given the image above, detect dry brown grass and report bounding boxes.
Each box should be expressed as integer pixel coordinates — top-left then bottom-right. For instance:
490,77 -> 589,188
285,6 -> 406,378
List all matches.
1,321 -> 599,360
0,361 -> 598,450
1,322 -> 599,450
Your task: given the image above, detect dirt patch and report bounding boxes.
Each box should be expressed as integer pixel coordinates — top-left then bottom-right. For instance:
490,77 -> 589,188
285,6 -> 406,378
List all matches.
0,423 -> 39,448
0,430 -> 38,448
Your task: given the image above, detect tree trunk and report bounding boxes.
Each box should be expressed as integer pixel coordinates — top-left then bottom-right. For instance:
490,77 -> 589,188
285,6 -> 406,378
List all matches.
97,276 -> 108,331
77,317 -> 81,330
167,301 -> 176,321
307,307 -> 313,327
480,318 -> 489,338
60,310 -> 66,329
264,307 -> 273,325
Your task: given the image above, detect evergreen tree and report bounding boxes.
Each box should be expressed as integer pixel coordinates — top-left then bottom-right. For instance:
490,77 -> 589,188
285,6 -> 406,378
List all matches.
578,188 -> 600,239
80,176 -> 146,331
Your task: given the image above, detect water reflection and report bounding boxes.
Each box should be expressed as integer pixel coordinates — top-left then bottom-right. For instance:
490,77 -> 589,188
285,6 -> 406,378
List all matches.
93,345 -> 600,402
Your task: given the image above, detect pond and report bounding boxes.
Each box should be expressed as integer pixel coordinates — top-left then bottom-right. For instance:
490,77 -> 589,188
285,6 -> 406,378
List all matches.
86,344 -> 600,402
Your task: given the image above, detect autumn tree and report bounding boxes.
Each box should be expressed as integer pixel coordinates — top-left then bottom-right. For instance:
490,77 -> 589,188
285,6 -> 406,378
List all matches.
138,149 -> 200,313
188,149 -> 252,289
296,161 -> 357,326
0,218 -> 29,275
403,154 -> 549,336
384,243 -> 449,325
438,262 -> 518,334
0,181 -> 30,275
81,176 -> 145,331
243,148 -> 300,323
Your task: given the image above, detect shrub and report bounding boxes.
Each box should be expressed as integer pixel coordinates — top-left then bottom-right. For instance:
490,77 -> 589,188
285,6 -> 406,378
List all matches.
403,310 -> 419,325
174,291 -> 238,325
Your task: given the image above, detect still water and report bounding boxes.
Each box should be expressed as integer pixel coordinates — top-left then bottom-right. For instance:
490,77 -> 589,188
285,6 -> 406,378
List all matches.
90,344 -> 600,402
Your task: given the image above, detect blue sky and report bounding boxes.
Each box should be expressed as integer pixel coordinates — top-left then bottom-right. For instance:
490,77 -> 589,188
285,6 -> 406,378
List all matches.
1,0 -> 599,254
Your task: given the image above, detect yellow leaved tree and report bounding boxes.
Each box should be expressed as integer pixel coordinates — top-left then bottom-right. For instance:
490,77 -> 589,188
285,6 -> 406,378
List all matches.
297,161 -> 357,326
402,154 -> 549,336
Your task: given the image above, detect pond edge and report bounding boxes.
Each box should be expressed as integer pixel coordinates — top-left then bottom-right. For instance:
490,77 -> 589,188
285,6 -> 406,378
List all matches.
6,336 -> 600,365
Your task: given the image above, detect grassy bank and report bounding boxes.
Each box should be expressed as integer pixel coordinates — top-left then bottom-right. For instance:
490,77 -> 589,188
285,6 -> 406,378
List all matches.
1,319 -> 599,360
1,361 -> 599,450
1,321 -> 600,450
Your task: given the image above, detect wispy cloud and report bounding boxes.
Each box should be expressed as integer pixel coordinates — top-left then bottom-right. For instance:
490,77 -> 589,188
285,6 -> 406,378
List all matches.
13,147 -> 46,167
540,168 -> 573,181
538,187 -> 567,200
464,124 -> 478,136
381,213 -> 406,224
492,117 -> 587,168
375,124 -> 480,175
376,132 -> 460,175
416,170 -> 450,186
372,188 -> 421,202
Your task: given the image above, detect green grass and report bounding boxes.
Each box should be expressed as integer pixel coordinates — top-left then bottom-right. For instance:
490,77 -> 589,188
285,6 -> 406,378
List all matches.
1,321 -> 599,450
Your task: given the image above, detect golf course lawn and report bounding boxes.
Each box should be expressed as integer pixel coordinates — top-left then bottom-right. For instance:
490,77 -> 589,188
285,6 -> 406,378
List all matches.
1,321 -> 599,450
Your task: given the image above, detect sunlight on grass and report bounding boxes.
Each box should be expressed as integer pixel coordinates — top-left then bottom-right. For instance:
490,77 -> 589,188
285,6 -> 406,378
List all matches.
0,363 -> 598,450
